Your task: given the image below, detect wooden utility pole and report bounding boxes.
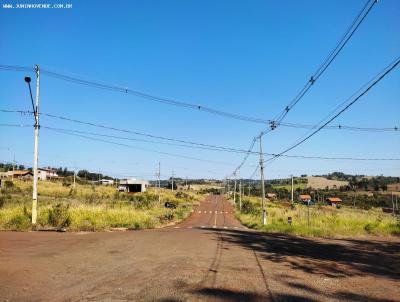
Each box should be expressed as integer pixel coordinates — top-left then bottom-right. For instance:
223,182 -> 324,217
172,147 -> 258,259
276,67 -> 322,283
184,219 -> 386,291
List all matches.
32,65 -> 40,225
259,135 -> 267,225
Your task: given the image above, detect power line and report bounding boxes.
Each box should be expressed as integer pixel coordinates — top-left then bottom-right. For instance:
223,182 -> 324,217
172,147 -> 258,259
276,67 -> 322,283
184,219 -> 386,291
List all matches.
42,126 -> 235,166
0,64 -> 270,125
1,122 -> 399,162
278,122 -> 398,132
272,0 -> 378,128
265,56 -> 400,165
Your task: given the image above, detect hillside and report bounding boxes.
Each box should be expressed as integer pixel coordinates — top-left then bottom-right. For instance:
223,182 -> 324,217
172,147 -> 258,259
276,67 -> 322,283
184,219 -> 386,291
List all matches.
306,176 -> 349,190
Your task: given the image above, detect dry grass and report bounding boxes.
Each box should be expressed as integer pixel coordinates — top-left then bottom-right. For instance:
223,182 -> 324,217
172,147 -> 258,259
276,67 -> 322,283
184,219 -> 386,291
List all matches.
0,179 -> 202,231
235,196 -> 400,238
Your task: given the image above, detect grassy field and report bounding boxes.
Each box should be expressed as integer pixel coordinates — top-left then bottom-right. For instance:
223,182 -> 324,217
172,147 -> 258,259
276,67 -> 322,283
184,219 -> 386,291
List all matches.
0,179 -> 202,231
272,183 -> 306,191
234,196 -> 400,238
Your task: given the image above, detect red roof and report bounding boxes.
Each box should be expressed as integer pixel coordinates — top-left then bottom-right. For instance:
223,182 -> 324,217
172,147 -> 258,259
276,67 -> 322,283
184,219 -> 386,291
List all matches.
327,197 -> 342,202
299,194 -> 311,200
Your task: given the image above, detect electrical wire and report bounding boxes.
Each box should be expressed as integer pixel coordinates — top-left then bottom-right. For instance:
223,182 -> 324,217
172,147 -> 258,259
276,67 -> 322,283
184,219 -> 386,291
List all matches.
265,56 -> 400,165
272,0 -> 378,128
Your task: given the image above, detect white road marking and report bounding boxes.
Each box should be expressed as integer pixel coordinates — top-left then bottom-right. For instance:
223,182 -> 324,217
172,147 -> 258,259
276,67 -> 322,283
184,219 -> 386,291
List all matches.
198,211 -> 201,213
225,211 -> 228,214
212,225 -> 217,228
174,226 -> 180,229
234,227 -> 238,229
214,211 -> 217,214
201,226 -> 205,228
187,226 -> 192,229
209,211 -> 212,214
223,226 -> 228,229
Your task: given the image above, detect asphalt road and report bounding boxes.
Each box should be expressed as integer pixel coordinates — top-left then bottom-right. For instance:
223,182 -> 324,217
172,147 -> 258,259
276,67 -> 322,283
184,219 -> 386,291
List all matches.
1,195 -> 399,302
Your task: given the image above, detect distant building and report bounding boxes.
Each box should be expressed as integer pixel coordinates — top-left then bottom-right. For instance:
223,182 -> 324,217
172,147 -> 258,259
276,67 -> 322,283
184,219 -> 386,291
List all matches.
118,178 -> 149,193
38,168 -> 58,181
298,194 -> 312,204
8,170 -> 33,180
326,197 -> 342,206
100,179 -> 114,186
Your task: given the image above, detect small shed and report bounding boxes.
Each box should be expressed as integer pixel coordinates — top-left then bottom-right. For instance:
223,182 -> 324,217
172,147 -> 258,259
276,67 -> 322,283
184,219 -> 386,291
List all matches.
298,194 -> 312,204
326,197 -> 342,206
118,178 -> 149,193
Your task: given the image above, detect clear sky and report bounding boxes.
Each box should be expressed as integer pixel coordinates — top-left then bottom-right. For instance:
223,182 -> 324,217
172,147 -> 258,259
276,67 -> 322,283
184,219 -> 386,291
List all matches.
0,0 -> 399,180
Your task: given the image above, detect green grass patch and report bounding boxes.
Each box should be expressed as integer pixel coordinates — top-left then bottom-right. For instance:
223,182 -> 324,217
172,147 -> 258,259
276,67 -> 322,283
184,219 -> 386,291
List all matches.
236,197 -> 399,238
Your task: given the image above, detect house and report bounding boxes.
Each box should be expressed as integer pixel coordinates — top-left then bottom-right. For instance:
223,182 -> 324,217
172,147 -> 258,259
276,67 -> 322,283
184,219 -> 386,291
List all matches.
298,194 -> 312,204
326,197 -> 342,206
9,170 -> 33,180
38,168 -> 58,181
118,178 -> 149,193
100,179 -> 114,186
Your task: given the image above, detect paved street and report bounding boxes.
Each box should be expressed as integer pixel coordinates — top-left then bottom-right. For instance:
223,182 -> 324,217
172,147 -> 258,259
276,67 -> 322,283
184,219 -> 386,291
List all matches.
1,195 -> 399,302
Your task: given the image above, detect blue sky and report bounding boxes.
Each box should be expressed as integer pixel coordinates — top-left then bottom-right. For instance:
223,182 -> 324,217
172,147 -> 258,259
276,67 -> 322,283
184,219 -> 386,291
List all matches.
0,0 -> 399,180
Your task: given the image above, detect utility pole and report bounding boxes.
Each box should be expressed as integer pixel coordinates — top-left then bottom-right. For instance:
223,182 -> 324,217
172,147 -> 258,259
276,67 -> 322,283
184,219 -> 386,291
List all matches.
392,192 -> 395,215
12,154 -> 15,182
158,162 -> 161,204
239,180 -> 242,211
291,174 -> 294,207
233,172 -> 237,204
259,134 -> 267,225
73,170 -> 76,190
31,65 -> 40,225
171,170 -> 174,192
227,179 -> 230,199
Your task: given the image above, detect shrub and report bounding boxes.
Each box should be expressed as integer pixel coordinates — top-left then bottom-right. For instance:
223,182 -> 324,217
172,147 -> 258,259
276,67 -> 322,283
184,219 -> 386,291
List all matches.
6,214 -> 31,230
4,180 -> 14,188
48,203 -> 71,229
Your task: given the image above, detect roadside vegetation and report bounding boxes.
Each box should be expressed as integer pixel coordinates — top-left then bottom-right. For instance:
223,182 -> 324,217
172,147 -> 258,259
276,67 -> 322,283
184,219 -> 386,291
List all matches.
0,179 -> 202,231
233,195 -> 400,238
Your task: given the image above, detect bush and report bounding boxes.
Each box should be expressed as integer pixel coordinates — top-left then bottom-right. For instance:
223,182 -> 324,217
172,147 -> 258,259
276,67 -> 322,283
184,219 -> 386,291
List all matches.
4,180 -> 14,188
48,203 -> 71,229
6,209 -> 31,231
241,199 -> 260,215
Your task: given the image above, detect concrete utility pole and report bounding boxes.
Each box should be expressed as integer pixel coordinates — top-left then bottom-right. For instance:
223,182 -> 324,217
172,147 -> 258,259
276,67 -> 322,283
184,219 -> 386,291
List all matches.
233,173 -> 237,204
239,180 -> 242,212
32,65 -> 40,225
171,171 -> 174,192
291,175 -> 294,207
259,135 -> 267,225
158,162 -> 161,204
392,192 -> 395,215
12,155 -> 15,182
73,170 -> 76,190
